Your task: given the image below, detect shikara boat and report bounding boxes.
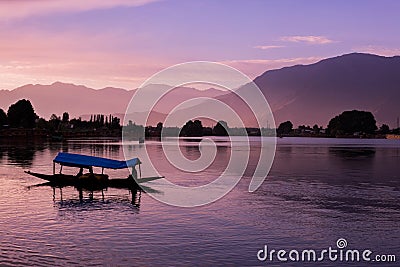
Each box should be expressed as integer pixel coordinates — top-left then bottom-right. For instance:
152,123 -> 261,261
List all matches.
25,152 -> 163,191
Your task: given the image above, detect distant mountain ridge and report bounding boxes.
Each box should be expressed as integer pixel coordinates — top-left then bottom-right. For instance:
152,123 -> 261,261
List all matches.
252,53 -> 400,127
1,53 -> 399,128
214,53 -> 400,127
0,82 -> 227,121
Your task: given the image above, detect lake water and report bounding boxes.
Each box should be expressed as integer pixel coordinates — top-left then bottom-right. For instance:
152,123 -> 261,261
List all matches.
0,137 -> 399,266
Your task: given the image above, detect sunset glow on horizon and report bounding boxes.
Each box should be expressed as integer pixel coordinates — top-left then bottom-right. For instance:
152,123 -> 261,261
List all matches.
0,0 -> 399,90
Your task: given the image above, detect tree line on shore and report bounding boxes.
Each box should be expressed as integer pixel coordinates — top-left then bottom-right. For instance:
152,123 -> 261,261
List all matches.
141,120 -> 232,137
0,99 -> 235,138
140,110 -> 399,138
1,99 -> 399,138
277,110 -> 399,137
0,99 -> 121,135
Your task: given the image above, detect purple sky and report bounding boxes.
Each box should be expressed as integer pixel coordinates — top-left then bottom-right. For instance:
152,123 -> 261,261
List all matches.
0,0 -> 399,90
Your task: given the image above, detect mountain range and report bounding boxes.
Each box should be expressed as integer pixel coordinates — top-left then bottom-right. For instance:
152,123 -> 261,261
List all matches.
1,53 -> 399,128
251,53 -> 400,127
0,82 -> 227,124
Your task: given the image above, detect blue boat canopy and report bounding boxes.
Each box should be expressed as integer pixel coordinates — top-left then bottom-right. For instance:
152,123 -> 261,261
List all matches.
53,152 -> 141,169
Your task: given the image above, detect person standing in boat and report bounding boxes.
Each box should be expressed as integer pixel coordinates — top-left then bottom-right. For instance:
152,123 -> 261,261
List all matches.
128,166 -> 140,190
77,167 -> 84,177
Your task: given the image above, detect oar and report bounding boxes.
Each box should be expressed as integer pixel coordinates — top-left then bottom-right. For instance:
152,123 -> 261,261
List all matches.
27,182 -> 55,189
138,184 -> 163,194
137,176 -> 165,183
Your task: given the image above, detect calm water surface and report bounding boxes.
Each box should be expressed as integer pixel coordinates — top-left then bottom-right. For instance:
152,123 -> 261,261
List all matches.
0,137 -> 399,266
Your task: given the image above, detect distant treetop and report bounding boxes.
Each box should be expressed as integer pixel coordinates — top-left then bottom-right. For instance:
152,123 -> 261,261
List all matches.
277,121 -> 293,135
7,99 -> 38,128
327,110 -> 377,136
0,108 -> 7,128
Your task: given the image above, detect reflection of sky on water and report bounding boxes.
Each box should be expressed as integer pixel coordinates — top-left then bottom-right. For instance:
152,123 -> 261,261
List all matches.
0,137 -> 399,266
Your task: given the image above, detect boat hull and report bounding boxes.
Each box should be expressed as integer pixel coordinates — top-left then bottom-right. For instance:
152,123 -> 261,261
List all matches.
25,171 -> 140,190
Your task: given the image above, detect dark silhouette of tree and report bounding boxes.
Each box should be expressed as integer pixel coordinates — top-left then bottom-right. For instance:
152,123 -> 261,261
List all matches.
7,99 -> 38,128
49,114 -> 61,132
50,114 -> 59,121
313,124 -> 320,134
277,121 -> 293,135
111,117 -> 121,129
36,118 -> 48,129
156,122 -> 163,135
327,110 -> 377,136
180,120 -> 203,137
213,120 -> 228,136
156,122 -> 163,131
0,108 -> 7,128
62,112 -> 69,123
379,124 -> 390,134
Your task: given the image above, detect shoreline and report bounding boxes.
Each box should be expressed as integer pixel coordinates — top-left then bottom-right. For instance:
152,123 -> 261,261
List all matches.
0,134 -> 396,143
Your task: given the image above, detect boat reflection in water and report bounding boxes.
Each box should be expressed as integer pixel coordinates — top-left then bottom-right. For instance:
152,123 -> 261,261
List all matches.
29,180 -> 144,208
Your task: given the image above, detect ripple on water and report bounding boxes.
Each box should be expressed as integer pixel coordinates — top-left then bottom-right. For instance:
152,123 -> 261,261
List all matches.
0,138 -> 399,266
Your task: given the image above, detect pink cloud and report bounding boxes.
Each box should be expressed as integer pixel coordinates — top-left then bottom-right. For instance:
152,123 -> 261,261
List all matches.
280,35 -> 334,45
0,28 -> 168,90
353,45 -> 400,56
0,0 -> 159,20
254,45 -> 285,50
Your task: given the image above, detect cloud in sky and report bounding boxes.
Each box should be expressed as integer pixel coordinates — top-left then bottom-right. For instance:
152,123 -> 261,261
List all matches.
0,1 -> 396,90
0,28 -> 168,90
0,0 -> 159,19
354,45 -> 400,56
280,35 -> 334,45
0,61 -> 163,90
254,45 -> 285,50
